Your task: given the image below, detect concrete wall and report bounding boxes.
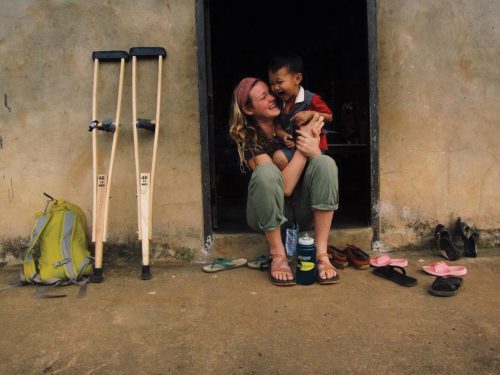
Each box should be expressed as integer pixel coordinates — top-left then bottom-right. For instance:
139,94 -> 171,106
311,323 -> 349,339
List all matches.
0,0 -> 204,260
1,0 -> 499,261
377,0 -> 500,248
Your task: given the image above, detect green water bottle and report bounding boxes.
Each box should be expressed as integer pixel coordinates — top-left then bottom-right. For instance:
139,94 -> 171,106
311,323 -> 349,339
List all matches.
296,234 -> 316,285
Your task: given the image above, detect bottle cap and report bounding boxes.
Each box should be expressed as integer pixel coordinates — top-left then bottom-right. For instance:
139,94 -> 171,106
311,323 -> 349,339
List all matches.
298,233 -> 314,246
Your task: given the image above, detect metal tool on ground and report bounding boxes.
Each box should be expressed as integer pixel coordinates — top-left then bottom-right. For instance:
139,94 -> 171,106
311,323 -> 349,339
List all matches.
89,50 -> 129,283
130,47 -> 166,280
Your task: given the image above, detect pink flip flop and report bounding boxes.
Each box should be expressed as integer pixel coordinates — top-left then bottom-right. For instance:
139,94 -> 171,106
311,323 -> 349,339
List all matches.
422,261 -> 467,277
370,254 -> 408,268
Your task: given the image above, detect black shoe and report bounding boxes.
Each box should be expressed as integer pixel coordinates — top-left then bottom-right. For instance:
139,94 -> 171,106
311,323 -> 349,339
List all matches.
456,218 -> 478,257
434,224 -> 461,261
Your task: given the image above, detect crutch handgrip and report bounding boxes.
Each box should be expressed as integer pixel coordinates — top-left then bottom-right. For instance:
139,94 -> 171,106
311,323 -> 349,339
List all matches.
136,118 -> 156,132
129,47 -> 167,59
92,50 -> 130,62
89,119 -> 116,133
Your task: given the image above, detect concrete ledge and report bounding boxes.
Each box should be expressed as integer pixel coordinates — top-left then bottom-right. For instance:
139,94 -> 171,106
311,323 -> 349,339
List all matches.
205,227 -> 373,260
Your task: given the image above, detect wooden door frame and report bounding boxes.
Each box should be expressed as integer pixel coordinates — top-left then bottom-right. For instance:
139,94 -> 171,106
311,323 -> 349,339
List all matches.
195,0 -> 380,243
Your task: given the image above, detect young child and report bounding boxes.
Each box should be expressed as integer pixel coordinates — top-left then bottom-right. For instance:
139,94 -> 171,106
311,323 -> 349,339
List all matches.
268,54 -> 333,170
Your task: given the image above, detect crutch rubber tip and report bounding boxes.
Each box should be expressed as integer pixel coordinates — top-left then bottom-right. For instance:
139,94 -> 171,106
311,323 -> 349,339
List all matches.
141,265 -> 152,280
90,268 -> 104,283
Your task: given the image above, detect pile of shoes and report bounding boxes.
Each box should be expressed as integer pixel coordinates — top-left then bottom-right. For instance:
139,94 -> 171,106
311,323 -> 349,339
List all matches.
434,218 -> 479,261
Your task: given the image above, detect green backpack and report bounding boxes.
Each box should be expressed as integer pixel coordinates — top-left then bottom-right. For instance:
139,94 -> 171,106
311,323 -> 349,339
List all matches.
22,199 -> 93,285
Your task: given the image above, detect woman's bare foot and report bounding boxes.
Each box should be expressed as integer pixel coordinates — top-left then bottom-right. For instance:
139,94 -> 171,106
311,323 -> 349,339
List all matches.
270,255 -> 296,286
316,253 -> 338,281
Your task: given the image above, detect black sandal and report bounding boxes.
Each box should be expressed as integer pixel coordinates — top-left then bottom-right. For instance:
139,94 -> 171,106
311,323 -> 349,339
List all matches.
456,218 -> 478,258
372,265 -> 417,287
435,224 -> 461,261
428,276 -> 463,297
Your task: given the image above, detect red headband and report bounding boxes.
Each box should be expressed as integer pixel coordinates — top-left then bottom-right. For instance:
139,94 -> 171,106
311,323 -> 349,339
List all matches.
235,77 -> 259,112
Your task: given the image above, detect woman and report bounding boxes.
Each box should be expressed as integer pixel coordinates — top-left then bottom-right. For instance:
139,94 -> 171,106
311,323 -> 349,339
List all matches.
229,77 -> 339,286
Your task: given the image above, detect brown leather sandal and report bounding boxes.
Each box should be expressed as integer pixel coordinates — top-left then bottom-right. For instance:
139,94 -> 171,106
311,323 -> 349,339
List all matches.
327,245 -> 349,269
269,254 -> 296,286
316,254 -> 340,285
345,244 -> 371,269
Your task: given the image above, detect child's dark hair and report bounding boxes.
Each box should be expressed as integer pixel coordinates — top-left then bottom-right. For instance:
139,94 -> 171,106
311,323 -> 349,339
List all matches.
268,54 -> 303,74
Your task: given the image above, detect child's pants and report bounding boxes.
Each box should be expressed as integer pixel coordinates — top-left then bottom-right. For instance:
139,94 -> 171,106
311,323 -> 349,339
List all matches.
246,155 -> 339,232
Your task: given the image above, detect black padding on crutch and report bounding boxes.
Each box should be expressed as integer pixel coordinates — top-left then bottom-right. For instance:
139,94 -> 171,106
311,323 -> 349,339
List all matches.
129,47 -> 167,59
90,268 -> 104,283
92,50 -> 130,62
141,265 -> 152,280
136,118 -> 156,132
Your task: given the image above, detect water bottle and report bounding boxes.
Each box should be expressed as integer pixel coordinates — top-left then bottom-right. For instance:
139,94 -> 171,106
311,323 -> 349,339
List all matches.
296,233 -> 316,285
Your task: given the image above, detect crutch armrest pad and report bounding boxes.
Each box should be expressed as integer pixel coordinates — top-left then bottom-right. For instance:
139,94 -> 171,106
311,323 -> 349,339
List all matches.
92,50 -> 130,62
130,47 -> 167,59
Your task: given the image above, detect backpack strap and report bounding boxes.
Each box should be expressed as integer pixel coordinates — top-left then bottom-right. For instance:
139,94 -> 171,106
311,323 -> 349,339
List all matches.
58,211 -> 94,286
21,213 -> 52,283
58,211 -> 78,282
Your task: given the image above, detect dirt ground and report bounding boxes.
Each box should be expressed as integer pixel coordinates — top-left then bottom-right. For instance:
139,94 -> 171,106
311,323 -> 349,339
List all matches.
0,249 -> 499,375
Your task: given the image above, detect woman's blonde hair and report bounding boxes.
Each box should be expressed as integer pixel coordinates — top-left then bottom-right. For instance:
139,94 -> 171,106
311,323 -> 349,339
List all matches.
228,86 -> 266,171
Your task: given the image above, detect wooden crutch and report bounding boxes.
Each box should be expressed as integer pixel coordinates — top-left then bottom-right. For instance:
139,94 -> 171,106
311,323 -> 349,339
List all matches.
89,50 -> 129,283
130,47 -> 166,280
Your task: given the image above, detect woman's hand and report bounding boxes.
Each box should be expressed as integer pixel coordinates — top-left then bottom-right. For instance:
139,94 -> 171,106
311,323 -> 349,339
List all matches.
295,114 -> 324,159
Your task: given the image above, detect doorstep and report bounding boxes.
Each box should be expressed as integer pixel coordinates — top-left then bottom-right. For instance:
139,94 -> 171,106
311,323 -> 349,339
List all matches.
205,227 -> 373,260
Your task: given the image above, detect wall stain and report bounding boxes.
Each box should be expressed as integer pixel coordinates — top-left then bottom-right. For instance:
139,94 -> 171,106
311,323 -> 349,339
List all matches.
0,236 -> 29,260
404,218 -> 436,248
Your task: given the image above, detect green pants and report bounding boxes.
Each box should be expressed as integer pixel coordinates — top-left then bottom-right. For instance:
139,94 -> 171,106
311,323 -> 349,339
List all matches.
246,155 -> 339,232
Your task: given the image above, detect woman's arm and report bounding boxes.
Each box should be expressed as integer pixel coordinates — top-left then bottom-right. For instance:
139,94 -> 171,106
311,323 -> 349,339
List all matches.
280,114 -> 324,195
247,152 -> 307,197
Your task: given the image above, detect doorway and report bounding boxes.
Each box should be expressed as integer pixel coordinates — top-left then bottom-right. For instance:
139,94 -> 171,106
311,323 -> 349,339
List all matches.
199,0 -> 376,233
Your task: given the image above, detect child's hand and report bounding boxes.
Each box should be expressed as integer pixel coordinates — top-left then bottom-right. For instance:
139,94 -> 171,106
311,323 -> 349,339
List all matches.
291,110 -> 314,127
283,134 -> 295,149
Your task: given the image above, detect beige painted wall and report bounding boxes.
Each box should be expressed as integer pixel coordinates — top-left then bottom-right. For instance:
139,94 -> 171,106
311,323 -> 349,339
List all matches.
0,0 -> 204,257
377,0 -> 500,248
1,0 -> 499,260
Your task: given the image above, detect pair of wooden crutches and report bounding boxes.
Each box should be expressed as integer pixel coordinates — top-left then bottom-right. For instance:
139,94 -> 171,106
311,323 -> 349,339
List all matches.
89,47 -> 166,282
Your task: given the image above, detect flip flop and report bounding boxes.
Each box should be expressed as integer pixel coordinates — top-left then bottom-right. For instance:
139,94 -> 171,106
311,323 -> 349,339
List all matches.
372,265 -> 417,287
247,255 -> 270,270
370,254 -> 408,268
422,261 -> 467,277
202,258 -> 248,273
428,276 -> 463,297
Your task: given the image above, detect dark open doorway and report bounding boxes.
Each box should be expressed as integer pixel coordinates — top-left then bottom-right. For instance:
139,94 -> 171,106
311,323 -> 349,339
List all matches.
198,0 -> 376,233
